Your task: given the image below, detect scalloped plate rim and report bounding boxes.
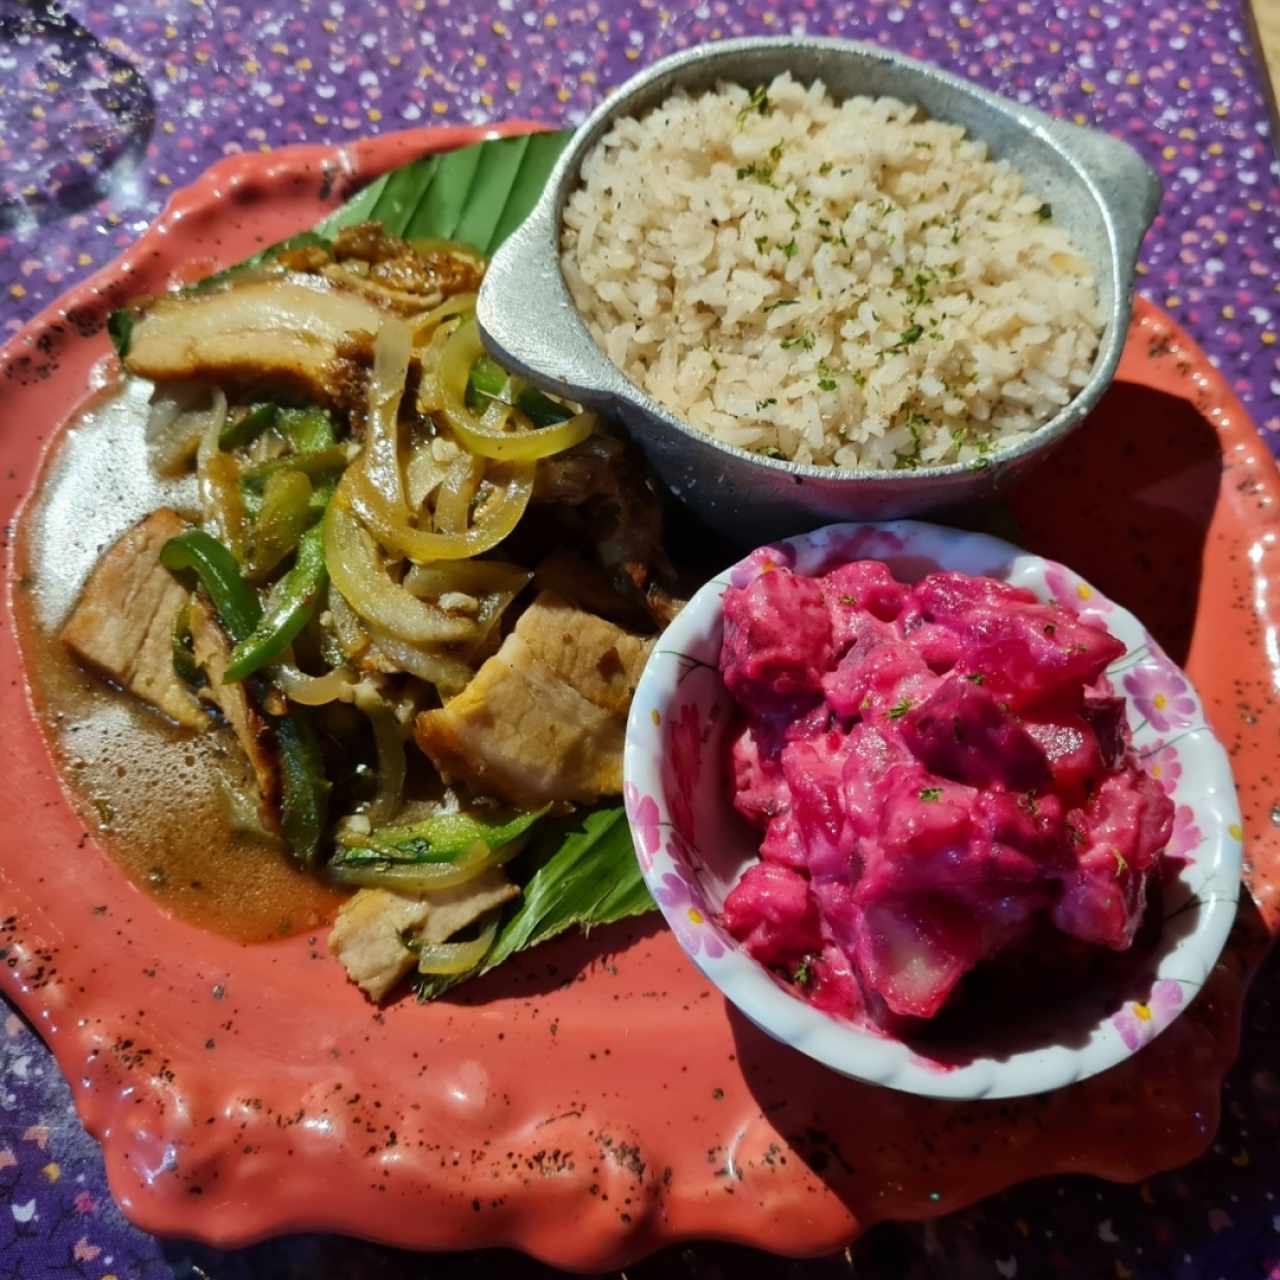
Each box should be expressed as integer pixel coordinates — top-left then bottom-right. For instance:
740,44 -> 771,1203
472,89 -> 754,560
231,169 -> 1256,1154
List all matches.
0,123 -> 1277,1269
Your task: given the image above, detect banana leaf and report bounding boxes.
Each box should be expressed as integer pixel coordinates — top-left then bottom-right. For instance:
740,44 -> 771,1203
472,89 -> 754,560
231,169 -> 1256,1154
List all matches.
416,806 -> 656,1001
109,129 -> 573,355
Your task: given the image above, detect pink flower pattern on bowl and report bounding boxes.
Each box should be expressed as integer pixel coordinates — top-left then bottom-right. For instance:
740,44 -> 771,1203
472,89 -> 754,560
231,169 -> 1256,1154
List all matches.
728,542 -> 797,590
1146,742 -> 1183,796
1044,560 -> 1113,621
624,519 -> 1241,1100
623,782 -> 661,871
661,702 -> 703,848
653,868 -> 726,960
1112,979 -> 1185,1052
1123,661 -> 1199,734
1166,803 -> 1204,864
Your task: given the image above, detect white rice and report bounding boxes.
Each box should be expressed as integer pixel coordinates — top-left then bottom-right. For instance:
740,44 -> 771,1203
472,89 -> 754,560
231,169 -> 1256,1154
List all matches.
560,74 -> 1103,470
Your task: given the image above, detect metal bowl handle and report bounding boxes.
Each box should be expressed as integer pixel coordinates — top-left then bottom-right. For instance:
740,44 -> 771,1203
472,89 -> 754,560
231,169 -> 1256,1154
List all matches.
475,193 -> 629,407
1040,116 -> 1162,276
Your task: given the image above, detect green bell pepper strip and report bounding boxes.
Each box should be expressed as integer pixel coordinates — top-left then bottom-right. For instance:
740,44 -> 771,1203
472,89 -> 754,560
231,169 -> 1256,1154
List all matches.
337,805 -> 550,864
160,526 -> 331,867
224,523 -> 328,683
273,709 -> 331,868
159,528 -> 262,641
246,468 -> 312,582
241,446 -> 350,491
467,356 -> 573,428
279,406 -> 338,452
218,402 -> 279,451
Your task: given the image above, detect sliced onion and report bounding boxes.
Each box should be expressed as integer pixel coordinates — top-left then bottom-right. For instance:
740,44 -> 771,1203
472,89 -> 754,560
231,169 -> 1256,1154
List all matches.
433,452 -> 484,534
273,662 -> 358,706
328,588 -> 369,660
413,914 -> 499,975
345,458 -> 533,564
467,588 -> 519,659
413,320 -> 456,413
405,446 -> 448,512
440,318 -> 597,461
353,681 -> 406,825
145,396 -> 207,476
323,493 -> 477,645
363,317 -> 414,511
403,561 -> 531,598
195,389 -> 246,558
409,291 -> 477,343
328,833 -> 527,892
365,624 -> 474,696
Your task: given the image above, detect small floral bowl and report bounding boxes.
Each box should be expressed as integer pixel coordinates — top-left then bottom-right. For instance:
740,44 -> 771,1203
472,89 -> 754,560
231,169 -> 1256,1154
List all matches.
622,520 -> 1242,1100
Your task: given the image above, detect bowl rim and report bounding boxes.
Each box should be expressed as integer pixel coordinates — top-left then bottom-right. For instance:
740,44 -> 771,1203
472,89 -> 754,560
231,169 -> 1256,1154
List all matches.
478,35 -> 1161,488
621,518 -> 1243,1100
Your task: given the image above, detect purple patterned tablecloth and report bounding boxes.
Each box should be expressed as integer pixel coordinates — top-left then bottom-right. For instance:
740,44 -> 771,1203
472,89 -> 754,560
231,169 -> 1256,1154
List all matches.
2,1 -> 1280,1276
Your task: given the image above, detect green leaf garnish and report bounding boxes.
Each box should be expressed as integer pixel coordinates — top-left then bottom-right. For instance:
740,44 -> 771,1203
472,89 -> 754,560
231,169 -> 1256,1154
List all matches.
416,806 -> 655,999
736,84 -> 773,126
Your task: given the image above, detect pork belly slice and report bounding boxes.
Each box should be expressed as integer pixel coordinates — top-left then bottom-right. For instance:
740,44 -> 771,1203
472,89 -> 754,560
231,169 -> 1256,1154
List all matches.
414,591 -> 653,807
328,869 -> 519,1001
123,274 -> 390,406
61,508 -> 208,730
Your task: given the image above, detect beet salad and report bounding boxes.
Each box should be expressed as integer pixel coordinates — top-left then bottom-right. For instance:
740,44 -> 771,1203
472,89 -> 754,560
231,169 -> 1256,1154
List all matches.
719,560 -> 1175,1028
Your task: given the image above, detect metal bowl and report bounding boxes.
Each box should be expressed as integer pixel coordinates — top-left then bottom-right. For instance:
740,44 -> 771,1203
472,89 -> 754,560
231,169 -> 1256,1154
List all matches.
476,37 -> 1160,543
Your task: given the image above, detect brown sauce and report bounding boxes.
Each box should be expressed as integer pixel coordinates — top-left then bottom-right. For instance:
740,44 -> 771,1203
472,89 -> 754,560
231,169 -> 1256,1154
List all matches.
14,377 -> 343,943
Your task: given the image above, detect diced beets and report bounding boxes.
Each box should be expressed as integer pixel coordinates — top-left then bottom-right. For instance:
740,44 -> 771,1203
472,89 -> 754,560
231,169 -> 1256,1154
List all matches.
721,568 -> 833,712
839,724 -> 910,842
855,771 -> 1048,903
806,943 -> 865,1018
821,620 -> 938,719
822,561 -> 907,653
872,765 -> 975,861
759,809 -> 808,869
1052,768 -> 1175,949
910,571 -> 1039,619
719,557 -> 1171,1028
952,605 -> 1124,709
974,788 -> 1067,861
781,732 -> 861,879
1131,766 -> 1176,864
722,863 -> 823,967
784,700 -> 836,744
1082,692 -> 1127,770
854,894 -> 987,1019
809,875 -> 859,946
730,721 -> 788,827
907,573 -> 1124,708
898,618 -> 965,674
900,679 -> 1051,791
1020,707 -> 1105,794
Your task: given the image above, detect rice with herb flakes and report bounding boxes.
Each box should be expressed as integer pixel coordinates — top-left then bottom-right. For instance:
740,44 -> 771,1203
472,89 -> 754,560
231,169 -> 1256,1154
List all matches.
559,73 -> 1103,470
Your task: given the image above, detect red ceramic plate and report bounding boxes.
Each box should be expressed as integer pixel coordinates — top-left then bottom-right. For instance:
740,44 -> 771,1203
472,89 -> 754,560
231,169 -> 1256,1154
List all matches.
2,126 -> 1278,1271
